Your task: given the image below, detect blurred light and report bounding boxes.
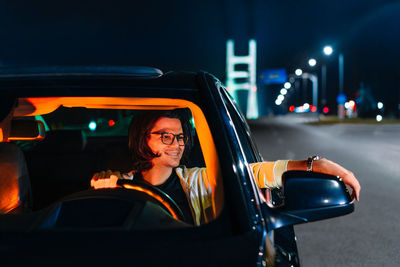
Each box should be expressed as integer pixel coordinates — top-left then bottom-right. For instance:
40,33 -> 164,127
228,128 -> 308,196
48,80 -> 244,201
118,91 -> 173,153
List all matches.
252,86 -> 258,92
376,115 -> 383,122
323,45 -> 333,56
289,105 -> 295,112
89,121 -> 97,131
349,100 -> 356,108
308,58 -> 317,67
295,106 -> 305,113
344,102 -> 350,109
295,69 -> 303,76
289,77 -> 295,83
275,99 -> 282,105
284,82 -> 291,89
277,94 -> 285,101
280,88 -> 287,95
323,107 -> 329,114
377,102 -> 383,109
303,103 -> 310,110
311,106 -> 317,112
108,120 -> 116,127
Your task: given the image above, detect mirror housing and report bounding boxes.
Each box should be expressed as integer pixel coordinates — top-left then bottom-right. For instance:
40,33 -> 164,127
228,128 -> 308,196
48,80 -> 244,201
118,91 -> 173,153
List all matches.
264,171 -> 354,231
8,119 -> 46,141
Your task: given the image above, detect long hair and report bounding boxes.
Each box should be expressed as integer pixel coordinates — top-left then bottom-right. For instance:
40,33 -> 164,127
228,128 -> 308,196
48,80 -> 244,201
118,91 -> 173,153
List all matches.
128,109 -> 193,173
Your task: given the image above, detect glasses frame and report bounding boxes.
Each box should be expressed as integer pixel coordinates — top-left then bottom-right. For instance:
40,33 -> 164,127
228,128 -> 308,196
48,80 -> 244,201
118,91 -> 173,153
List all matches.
150,131 -> 187,146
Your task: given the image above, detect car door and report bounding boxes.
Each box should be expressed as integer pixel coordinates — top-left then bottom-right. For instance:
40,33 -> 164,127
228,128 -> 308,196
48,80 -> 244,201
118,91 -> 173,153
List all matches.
218,86 -> 301,266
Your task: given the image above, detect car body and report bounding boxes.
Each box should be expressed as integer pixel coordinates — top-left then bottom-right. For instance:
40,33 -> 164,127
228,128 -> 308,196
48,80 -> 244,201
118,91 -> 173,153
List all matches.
0,66 -> 354,266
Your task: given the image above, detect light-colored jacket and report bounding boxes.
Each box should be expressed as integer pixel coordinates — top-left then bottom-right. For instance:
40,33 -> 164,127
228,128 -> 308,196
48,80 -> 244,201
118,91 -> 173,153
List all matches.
173,160 -> 289,226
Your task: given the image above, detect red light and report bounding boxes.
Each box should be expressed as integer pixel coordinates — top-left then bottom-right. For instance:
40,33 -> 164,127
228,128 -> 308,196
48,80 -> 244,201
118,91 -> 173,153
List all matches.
323,107 -> 329,114
108,120 -> 115,127
289,105 -> 295,112
311,106 -> 317,112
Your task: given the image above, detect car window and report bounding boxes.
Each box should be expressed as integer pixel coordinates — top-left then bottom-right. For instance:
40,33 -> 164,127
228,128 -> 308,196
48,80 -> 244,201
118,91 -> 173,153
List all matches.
14,97 -> 223,226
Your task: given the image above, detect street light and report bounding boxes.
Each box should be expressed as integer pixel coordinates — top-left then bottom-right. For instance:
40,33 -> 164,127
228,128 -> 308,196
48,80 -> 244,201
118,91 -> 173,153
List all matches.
322,45 -> 345,118
295,69 -> 303,76
323,46 -> 333,56
308,58 -> 317,67
284,82 -> 291,89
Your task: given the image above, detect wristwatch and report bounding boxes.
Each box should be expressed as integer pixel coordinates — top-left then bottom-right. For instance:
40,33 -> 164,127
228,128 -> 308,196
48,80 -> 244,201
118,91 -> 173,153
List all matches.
307,156 -> 320,172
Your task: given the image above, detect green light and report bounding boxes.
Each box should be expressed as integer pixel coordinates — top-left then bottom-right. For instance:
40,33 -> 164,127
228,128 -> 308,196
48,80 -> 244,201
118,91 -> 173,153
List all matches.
88,121 -> 97,131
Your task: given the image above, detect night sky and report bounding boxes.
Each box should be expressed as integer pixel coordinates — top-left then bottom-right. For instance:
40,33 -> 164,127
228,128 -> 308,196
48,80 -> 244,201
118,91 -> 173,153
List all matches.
0,0 -> 399,112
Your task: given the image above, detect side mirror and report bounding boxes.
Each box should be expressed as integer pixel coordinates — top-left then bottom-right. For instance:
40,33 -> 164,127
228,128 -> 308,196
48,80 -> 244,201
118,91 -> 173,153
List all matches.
264,171 -> 354,231
8,119 -> 46,141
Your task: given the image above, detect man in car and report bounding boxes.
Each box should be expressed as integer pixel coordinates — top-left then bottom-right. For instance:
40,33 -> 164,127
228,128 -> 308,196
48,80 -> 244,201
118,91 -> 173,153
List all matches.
91,109 -> 361,226
0,96 -> 32,213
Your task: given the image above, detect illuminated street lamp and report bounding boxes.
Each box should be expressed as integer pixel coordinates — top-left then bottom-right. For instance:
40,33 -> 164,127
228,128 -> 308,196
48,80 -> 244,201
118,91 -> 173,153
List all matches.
322,45 -> 345,119
323,46 -> 333,56
295,69 -> 303,76
308,58 -> 317,67
284,82 -> 291,89
321,46 -> 333,108
280,88 -> 287,95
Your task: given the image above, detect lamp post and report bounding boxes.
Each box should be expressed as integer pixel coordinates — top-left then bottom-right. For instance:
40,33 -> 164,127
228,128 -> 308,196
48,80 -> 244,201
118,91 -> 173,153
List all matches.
322,46 -> 333,108
308,58 -> 318,110
323,45 -> 345,119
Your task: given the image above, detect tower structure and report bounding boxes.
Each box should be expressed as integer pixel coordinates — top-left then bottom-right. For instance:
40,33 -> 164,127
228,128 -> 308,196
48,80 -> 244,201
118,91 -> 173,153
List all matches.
226,39 -> 258,119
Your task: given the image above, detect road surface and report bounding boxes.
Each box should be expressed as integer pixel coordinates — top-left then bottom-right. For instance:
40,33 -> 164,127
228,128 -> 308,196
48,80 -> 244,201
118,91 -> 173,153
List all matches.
249,115 -> 400,266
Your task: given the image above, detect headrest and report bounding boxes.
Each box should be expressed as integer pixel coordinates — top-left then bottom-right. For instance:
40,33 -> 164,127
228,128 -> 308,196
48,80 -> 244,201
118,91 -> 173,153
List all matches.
36,130 -> 87,153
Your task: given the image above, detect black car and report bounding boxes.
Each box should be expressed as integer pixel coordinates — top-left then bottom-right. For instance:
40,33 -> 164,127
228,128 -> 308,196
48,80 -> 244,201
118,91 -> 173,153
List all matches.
0,66 -> 354,266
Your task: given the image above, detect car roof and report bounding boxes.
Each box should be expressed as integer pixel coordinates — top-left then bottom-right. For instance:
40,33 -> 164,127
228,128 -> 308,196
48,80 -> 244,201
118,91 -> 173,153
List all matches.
0,66 -> 203,99
0,66 -> 164,79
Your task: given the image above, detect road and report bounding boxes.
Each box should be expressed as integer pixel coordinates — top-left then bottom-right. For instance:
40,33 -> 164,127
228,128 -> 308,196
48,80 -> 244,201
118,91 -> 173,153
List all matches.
248,115 -> 400,267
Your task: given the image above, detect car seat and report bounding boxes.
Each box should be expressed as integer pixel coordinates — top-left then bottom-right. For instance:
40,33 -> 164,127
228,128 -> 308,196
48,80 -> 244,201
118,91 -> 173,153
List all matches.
0,142 -> 32,214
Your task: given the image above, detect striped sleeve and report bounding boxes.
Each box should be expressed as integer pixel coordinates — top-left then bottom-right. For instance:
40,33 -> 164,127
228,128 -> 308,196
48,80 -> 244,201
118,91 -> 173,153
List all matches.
249,160 -> 289,188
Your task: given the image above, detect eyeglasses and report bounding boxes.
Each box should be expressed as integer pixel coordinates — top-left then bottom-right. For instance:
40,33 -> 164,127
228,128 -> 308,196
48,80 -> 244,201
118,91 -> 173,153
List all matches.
150,132 -> 188,146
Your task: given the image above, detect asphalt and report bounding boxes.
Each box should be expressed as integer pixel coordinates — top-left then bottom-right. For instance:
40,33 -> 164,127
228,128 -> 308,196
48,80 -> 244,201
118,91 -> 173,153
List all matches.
248,115 -> 400,267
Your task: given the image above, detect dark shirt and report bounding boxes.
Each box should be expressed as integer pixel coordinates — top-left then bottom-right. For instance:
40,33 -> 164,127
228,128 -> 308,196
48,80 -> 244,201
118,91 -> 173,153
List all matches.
134,171 -> 194,225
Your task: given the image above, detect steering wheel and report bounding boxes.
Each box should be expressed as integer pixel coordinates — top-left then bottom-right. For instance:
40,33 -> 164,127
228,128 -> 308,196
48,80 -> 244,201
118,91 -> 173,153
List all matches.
38,181 -> 186,230
116,179 -> 185,221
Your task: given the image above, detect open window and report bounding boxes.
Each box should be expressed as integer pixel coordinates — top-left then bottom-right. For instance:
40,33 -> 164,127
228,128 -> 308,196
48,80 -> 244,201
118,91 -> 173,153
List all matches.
14,97 -> 224,225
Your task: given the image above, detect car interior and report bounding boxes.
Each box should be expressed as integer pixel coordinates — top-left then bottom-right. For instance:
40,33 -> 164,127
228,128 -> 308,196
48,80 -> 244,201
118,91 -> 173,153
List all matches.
1,97 -> 225,229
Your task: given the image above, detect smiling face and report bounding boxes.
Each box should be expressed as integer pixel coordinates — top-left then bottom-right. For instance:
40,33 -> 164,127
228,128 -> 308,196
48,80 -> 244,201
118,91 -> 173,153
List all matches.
147,117 -> 185,169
